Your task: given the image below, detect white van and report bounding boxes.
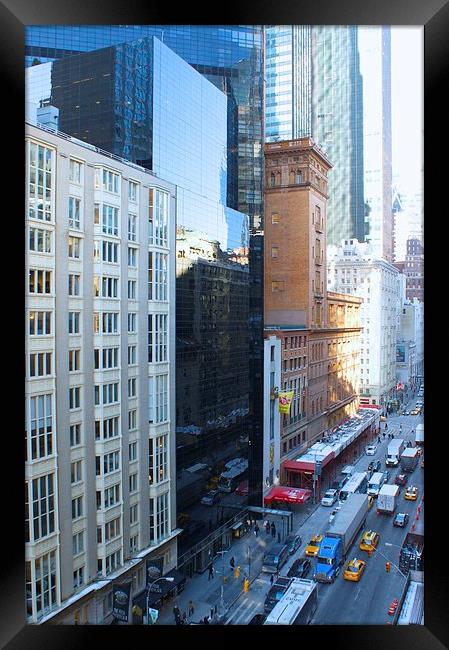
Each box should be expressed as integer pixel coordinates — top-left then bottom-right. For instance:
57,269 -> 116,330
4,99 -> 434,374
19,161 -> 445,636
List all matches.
367,471 -> 386,497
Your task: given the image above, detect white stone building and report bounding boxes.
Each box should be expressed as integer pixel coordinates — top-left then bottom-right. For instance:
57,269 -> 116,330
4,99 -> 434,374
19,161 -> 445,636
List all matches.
25,122 -> 179,624
328,239 -> 400,409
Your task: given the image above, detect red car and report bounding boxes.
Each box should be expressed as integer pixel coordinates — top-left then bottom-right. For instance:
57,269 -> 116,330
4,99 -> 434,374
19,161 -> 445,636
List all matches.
395,473 -> 407,487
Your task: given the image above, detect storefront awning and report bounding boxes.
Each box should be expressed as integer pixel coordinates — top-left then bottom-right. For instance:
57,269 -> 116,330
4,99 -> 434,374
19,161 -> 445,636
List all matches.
263,486 -> 312,505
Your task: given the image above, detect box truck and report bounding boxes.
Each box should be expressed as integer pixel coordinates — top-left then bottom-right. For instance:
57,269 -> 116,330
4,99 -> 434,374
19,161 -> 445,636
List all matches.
400,447 -> 419,473
385,438 -> 405,467
313,494 -> 368,583
377,484 -> 400,514
415,424 -> 424,446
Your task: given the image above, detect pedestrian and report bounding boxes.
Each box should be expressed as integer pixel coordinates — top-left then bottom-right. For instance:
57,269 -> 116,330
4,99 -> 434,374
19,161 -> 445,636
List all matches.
182,611 -> 188,625
173,604 -> 181,624
270,573 -> 274,585
230,556 -> 235,571
378,436 -> 381,444
271,522 -> 276,539
210,607 -> 214,620
265,520 -> 270,535
203,616 -> 210,625
208,563 -> 214,580
254,523 -> 260,537
188,600 -> 194,616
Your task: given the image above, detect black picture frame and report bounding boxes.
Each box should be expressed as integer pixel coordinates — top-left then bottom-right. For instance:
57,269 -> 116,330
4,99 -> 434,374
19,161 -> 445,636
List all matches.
2,0 -> 444,646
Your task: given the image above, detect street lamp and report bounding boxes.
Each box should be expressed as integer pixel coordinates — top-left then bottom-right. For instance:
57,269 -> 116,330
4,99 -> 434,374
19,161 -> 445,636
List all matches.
146,576 -> 174,625
216,549 -> 228,617
370,543 -> 408,581
247,546 -> 251,581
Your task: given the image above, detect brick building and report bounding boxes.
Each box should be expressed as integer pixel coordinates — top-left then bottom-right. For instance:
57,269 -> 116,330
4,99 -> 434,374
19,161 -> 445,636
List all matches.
264,138 -> 362,485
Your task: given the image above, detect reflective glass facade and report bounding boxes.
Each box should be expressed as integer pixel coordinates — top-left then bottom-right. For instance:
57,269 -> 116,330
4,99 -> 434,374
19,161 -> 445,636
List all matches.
25,32 -> 264,555
265,26 -> 365,247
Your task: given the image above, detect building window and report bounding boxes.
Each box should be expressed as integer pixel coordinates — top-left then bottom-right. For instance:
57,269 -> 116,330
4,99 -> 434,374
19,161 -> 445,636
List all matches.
69,311 -> 80,334
128,280 -> 136,300
130,535 -> 139,554
148,314 -> 168,363
95,382 -> 119,406
129,181 -> 138,204
154,374 -> 168,423
271,280 -> 284,292
71,460 -> 82,484
29,352 -> 52,378
128,378 -> 137,398
96,240 -> 119,264
69,159 -> 83,184
70,423 -> 81,447
72,531 -> 84,556
148,252 -> 168,301
29,311 -> 52,336
28,141 -> 53,222
148,188 -> 169,246
104,484 -> 120,509
271,246 -> 279,259
31,474 -> 55,540
29,227 -> 52,253
105,550 -> 122,575
69,387 -> 81,410
69,349 -> 81,372
130,504 -> 138,524
95,415 -> 120,440
102,451 -> 120,475
73,566 -> 85,590
68,273 -> 81,296
102,205 -> 119,236
105,517 -> 121,542
128,312 -> 137,333
99,169 -> 120,194
32,550 -> 57,619
29,269 -> 52,294
128,246 -> 137,267
128,409 -> 137,431
68,196 -> 81,230
128,214 -> 137,242
129,442 -> 137,462
129,473 -> 138,494
72,496 -> 83,520
271,213 -> 279,224
149,493 -> 169,542
151,434 -> 168,484
128,345 -> 137,366
68,236 -> 81,259
29,394 -> 53,460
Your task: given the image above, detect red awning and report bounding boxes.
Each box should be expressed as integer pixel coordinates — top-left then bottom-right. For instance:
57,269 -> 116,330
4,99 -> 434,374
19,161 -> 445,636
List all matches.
263,486 -> 312,505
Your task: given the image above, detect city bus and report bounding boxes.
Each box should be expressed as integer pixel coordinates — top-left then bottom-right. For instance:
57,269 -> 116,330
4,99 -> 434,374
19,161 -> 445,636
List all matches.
218,459 -> 248,493
264,578 -> 318,625
339,472 -> 368,502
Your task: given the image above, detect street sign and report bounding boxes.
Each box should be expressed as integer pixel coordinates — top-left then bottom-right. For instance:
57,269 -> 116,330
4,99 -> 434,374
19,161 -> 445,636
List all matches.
315,461 -> 322,477
147,607 -> 159,625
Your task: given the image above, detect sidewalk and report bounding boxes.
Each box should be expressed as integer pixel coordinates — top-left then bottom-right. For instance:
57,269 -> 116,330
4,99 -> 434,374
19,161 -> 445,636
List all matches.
156,500 -> 322,625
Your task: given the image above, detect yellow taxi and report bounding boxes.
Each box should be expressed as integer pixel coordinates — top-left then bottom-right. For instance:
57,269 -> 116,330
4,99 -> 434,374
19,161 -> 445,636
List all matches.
368,496 -> 375,510
410,409 -> 419,416
343,558 -> 366,582
305,534 -> 324,557
404,486 -> 418,501
359,530 -> 379,552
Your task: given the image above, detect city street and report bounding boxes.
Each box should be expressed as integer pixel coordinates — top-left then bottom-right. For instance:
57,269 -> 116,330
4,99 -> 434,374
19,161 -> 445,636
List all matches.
224,395 -> 423,625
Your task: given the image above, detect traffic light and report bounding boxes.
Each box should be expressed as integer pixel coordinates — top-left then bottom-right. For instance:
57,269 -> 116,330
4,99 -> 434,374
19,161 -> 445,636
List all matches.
385,561 -> 391,573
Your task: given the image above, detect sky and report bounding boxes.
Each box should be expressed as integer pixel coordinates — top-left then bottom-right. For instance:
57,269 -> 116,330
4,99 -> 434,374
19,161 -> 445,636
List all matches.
390,26 -> 423,197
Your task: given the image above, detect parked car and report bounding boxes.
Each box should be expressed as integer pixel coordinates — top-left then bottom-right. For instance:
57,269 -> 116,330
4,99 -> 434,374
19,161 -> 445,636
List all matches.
287,557 -> 312,579
284,534 -> 302,556
368,459 -> 381,473
248,613 -> 266,625
403,410 -> 410,416
365,444 -> 377,456
321,489 -> 339,507
263,576 -> 292,612
201,490 -> 221,506
393,512 -> 410,528
343,558 -> 366,582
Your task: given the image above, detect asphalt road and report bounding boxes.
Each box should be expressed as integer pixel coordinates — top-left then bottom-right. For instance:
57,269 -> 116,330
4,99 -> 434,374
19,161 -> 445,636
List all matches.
225,392 -> 424,625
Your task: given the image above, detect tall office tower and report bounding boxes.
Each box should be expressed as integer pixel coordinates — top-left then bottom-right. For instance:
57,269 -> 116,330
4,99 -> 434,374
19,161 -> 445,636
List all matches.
26,36 -> 257,575
265,25 -> 365,248
25,24 -> 265,508
358,26 -> 393,263
25,122 -> 178,623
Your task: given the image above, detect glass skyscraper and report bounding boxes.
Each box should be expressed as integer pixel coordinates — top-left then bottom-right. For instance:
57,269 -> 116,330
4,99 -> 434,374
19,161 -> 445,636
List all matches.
265,25 -> 365,247
25,27 -> 265,570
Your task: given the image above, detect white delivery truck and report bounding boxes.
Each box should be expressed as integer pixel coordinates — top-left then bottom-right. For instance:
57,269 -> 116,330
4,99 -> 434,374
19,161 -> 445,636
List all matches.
377,484 -> 400,514
400,447 -> 419,473
385,438 -> 405,467
415,423 -> 424,446
264,578 -> 318,625
367,472 -> 385,497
